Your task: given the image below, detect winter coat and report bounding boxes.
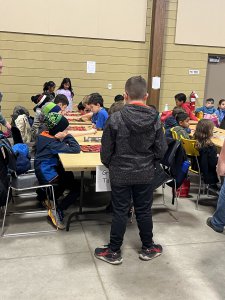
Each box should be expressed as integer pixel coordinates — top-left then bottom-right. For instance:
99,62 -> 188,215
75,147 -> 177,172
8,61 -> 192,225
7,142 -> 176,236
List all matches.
172,126 -> 190,140
181,103 -> 198,121
35,132 -> 80,184
15,114 -> 32,143
100,103 -> 167,185
198,145 -> 219,184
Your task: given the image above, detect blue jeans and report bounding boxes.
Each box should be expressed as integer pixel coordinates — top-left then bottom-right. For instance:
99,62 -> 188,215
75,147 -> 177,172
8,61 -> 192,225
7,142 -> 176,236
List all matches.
211,180 -> 225,230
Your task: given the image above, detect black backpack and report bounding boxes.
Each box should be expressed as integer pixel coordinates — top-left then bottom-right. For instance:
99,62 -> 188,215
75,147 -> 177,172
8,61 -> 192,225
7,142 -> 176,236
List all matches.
160,138 -> 188,204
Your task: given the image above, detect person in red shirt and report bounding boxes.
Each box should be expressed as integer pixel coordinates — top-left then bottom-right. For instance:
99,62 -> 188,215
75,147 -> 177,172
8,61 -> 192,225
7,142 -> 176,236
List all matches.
175,93 -> 198,121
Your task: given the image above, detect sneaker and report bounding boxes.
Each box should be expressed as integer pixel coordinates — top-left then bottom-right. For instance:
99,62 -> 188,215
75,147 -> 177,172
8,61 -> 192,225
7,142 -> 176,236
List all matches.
47,209 -> 65,230
94,246 -> 123,265
139,244 -> 163,261
206,217 -> 223,233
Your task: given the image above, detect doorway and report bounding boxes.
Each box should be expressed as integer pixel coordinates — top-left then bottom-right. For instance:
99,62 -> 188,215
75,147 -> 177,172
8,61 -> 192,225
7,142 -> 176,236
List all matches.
205,55 -> 225,106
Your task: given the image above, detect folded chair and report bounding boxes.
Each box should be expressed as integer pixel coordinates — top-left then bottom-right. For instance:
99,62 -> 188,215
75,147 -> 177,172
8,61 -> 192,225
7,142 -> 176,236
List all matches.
1,142 -> 58,237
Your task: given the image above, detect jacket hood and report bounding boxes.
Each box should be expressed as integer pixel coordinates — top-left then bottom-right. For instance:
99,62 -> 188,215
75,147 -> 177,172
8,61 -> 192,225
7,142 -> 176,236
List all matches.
120,104 -> 158,133
164,116 -> 177,129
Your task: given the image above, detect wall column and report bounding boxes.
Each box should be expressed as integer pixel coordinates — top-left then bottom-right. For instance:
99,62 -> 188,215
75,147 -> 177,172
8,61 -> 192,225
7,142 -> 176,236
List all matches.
147,0 -> 167,109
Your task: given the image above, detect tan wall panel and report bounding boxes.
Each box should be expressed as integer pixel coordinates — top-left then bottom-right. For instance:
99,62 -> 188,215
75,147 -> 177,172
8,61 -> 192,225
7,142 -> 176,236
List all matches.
0,0 -> 148,42
0,32 -> 149,50
0,0 -> 152,120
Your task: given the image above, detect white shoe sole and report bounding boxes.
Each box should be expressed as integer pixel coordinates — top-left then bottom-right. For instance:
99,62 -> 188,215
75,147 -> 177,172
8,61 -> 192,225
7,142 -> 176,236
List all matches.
94,253 -> 123,265
139,252 -> 162,261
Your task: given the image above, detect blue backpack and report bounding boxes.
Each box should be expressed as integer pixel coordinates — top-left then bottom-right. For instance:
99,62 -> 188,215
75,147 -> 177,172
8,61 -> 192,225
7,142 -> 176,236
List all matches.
12,143 -> 31,175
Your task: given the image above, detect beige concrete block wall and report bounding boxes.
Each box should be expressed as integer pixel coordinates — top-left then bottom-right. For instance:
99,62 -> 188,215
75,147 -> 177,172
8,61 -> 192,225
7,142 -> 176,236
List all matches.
0,3 -> 152,120
160,0 -> 225,112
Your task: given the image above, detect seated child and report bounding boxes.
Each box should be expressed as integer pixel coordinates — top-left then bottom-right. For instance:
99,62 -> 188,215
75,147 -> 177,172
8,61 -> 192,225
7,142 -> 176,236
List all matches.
193,119 -> 219,189
172,112 -> 190,140
215,99 -> 225,124
88,93 -> 108,130
195,98 -> 216,115
31,94 -> 69,141
108,94 -> 124,115
73,95 -> 93,122
165,107 -> 185,138
54,94 -> 69,115
175,93 -> 198,121
77,101 -> 86,115
34,112 -> 80,229
43,81 -> 56,101
31,94 -> 53,141
42,102 -> 97,138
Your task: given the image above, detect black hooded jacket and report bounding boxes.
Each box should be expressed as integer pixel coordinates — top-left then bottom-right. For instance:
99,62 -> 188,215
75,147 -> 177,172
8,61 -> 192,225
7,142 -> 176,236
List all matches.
100,103 -> 167,185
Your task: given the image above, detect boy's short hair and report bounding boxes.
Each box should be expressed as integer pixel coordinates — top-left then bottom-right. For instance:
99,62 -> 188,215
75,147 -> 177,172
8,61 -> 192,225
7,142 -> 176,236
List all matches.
172,107 -> 184,117
114,94 -> 124,102
176,112 -> 189,123
88,93 -> 104,107
205,98 -> 214,104
82,95 -> 90,106
125,76 -> 147,100
54,94 -> 69,106
175,93 -> 186,103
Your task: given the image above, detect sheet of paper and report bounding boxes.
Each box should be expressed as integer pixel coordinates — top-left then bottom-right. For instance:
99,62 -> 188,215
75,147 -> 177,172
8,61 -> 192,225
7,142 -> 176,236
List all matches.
152,76 -> 161,89
96,165 -> 111,192
87,61 -> 96,74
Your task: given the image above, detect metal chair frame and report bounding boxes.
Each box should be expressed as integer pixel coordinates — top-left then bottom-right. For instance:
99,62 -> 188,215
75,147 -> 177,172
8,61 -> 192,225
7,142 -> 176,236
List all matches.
0,143 -> 58,237
1,174 -> 58,237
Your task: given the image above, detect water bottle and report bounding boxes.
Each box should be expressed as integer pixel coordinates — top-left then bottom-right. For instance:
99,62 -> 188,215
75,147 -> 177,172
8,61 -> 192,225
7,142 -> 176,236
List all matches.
182,160 -> 191,173
164,104 -> 169,111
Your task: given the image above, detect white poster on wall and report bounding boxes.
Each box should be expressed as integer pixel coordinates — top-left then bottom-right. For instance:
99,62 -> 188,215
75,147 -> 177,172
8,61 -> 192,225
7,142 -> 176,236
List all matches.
87,61 -> 96,74
96,165 -> 111,192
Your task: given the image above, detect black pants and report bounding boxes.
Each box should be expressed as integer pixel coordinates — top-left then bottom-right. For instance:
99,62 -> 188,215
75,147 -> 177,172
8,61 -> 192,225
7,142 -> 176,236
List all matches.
37,171 -> 80,211
109,184 -> 154,252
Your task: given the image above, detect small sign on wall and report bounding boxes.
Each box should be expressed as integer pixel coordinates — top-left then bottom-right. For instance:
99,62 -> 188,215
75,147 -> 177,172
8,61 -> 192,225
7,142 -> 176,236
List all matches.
87,61 -> 96,74
189,69 -> 200,75
96,165 -> 111,192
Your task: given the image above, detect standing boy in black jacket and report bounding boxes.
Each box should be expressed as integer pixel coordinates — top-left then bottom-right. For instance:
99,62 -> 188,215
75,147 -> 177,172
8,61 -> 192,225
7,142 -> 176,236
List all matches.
95,76 -> 167,264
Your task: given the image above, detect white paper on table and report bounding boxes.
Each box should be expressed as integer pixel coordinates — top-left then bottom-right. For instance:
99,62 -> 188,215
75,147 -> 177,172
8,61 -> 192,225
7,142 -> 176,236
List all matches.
87,61 -> 96,74
96,165 -> 111,192
152,76 -> 161,89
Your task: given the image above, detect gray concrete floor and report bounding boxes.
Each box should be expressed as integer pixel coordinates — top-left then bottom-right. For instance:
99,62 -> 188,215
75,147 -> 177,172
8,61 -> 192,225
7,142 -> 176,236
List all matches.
1,180 -> 225,300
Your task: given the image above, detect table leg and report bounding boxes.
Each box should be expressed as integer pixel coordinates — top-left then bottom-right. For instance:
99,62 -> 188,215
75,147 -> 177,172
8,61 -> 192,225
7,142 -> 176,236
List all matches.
66,170 -> 84,231
79,171 -> 84,214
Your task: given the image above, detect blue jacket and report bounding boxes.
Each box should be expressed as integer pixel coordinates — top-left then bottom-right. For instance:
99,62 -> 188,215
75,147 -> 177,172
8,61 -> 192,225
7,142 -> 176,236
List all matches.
34,132 -> 80,184
195,106 -> 216,114
215,109 -> 225,123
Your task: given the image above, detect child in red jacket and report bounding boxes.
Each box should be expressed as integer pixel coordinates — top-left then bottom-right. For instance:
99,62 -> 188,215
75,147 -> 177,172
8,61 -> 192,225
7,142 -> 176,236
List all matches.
175,93 -> 198,121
